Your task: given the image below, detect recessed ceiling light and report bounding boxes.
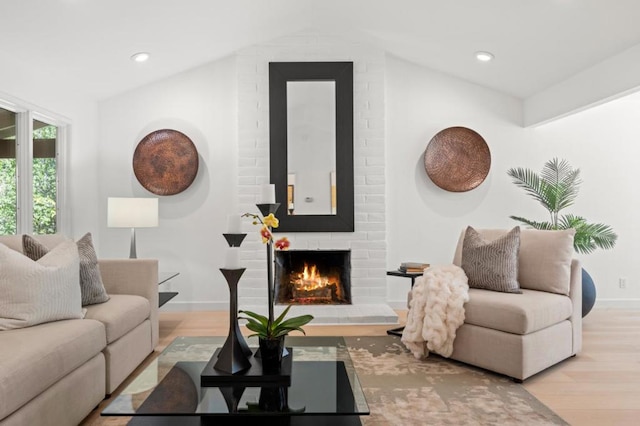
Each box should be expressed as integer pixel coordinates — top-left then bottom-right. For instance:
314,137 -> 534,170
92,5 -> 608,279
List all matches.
475,51 -> 494,62
130,52 -> 150,63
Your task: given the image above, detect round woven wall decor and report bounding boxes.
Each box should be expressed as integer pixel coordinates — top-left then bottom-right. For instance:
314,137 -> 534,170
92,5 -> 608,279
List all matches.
424,126 -> 491,192
133,129 -> 199,196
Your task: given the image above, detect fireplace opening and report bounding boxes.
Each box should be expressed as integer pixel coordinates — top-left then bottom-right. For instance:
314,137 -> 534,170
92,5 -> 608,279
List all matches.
274,250 -> 351,305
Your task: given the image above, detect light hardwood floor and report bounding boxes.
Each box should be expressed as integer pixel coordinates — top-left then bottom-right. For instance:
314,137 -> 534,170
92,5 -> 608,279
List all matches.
86,307 -> 640,425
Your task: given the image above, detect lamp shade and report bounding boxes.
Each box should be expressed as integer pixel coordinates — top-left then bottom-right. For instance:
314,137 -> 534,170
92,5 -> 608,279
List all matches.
108,197 -> 158,228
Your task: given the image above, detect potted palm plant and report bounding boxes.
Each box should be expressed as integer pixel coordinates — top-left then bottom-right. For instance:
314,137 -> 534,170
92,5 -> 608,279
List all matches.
507,158 -> 617,316
239,305 -> 313,373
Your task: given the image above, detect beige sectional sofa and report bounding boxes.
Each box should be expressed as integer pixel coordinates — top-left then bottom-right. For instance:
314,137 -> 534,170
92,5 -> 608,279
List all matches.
449,228 -> 582,381
0,234 -> 158,426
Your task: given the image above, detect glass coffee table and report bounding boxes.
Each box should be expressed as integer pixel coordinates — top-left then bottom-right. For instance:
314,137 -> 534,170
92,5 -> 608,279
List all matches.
102,336 -> 369,425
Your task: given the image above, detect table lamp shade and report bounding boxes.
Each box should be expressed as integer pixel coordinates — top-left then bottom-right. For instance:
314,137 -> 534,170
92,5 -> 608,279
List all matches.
108,198 -> 158,228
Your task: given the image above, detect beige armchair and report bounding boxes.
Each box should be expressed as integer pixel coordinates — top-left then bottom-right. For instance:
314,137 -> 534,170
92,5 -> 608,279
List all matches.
448,228 -> 582,381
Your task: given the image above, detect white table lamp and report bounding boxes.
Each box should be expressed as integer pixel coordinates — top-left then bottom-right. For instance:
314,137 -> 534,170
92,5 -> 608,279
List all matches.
108,197 -> 159,258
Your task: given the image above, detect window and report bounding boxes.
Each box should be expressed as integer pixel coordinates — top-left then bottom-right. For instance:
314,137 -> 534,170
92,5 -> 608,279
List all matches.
33,120 -> 58,234
0,101 -> 66,235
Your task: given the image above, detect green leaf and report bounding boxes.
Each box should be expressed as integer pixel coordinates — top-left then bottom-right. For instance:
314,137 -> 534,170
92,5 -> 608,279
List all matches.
273,305 -> 292,327
509,216 -> 555,230
560,214 -> 618,254
278,315 -> 314,330
242,321 -> 263,334
238,310 -> 268,327
507,167 -> 554,213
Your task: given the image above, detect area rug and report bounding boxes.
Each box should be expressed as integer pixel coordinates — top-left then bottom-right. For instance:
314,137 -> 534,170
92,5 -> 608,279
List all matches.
92,335 -> 567,426
343,335 -> 567,426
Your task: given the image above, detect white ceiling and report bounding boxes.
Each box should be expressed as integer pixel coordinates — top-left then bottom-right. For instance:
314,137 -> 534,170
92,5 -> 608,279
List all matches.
2,0 -> 640,102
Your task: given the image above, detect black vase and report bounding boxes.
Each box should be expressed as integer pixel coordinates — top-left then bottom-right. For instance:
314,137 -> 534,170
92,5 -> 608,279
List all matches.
258,386 -> 288,412
259,336 -> 285,374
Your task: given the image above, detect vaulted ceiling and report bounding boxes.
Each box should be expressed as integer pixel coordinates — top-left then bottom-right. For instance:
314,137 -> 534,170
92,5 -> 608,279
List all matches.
2,1 -> 640,117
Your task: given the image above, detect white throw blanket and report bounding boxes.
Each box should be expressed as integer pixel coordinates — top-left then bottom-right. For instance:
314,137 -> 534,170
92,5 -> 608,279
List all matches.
401,264 -> 469,359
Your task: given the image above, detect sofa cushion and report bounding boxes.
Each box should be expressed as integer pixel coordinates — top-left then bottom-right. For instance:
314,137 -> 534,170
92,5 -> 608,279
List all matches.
453,228 -> 575,295
517,229 -> 575,295
23,233 -> 110,306
0,234 -> 67,253
461,226 -> 521,293
463,288 -> 573,335
0,319 -> 106,420
0,240 -> 83,330
83,294 -> 150,344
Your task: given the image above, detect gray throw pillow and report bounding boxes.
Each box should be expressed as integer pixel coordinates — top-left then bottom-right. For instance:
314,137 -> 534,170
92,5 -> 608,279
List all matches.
23,233 -> 110,306
461,226 -> 521,294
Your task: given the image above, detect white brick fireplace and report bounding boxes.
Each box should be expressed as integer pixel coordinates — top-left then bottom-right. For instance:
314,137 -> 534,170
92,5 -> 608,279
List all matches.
235,31 -> 396,324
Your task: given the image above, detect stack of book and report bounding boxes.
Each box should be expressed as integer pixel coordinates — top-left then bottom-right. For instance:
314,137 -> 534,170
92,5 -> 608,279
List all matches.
398,262 -> 430,273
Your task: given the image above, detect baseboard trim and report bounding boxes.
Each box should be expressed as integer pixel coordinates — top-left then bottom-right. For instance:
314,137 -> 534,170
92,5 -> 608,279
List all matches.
159,301 -> 229,312
595,298 -> 640,309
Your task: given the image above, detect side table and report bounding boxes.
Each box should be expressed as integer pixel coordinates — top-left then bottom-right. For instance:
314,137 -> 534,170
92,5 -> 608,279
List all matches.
159,272 -> 180,307
386,270 -> 423,336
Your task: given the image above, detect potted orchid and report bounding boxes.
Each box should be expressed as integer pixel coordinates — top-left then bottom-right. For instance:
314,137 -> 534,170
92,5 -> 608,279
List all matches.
239,305 -> 313,372
241,211 -> 313,372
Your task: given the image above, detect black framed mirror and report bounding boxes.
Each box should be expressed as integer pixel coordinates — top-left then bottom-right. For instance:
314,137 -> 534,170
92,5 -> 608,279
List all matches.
269,61 -> 354,232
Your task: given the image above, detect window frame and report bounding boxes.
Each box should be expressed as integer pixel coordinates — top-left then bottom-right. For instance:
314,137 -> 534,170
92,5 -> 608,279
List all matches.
0,95 -> 69,235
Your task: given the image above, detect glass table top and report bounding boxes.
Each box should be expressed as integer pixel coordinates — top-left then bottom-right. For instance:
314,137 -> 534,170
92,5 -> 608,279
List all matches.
102,336 -> 369,419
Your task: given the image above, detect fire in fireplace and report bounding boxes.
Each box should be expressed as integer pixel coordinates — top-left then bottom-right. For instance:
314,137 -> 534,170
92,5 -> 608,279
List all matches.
274,250 -> 351,305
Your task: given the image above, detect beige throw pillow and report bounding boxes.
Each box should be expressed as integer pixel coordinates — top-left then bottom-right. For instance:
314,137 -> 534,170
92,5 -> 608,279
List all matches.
461,226 -> 521,294
23,233 -> 110,306
517,228 -> 576,295
0,240 -> 83,330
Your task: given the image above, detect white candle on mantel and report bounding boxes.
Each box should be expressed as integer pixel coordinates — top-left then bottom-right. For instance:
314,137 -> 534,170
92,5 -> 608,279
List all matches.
260,184 -> 276,204
224,247 -> 241,269
227,214 -> 242,233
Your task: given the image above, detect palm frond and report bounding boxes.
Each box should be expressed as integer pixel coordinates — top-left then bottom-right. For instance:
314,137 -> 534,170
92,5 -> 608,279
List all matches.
508,158 -> 615,255
540,158 -> 582,212
559,214 -> 618,254
509,216 -> 555,230
506,167 -> 555,213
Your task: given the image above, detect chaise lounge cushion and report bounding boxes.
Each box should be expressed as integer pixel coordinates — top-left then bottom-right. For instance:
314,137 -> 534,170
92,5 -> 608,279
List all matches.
454,228 -> 575,295
83,294 -> 151,344
464,288 -> 573,335
0,319 -> 105,420
517,229 -> 575,295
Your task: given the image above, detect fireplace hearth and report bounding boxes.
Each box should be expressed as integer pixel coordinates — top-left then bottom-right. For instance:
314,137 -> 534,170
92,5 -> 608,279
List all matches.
274,250 -> 351,305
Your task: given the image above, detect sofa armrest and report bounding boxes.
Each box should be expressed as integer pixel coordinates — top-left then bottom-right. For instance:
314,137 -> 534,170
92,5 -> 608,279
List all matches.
98,259 -> 159,349
568,259 -> 582,355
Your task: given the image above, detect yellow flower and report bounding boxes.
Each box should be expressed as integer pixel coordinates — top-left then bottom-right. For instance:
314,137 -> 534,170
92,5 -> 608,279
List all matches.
263,213 -> 279,229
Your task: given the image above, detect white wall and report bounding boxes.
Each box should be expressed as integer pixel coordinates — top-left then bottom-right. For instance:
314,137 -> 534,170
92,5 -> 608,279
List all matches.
385,54 -> 640,307
94,38 -> 640,312
97,56 -> 237,309
532,98 -> 640,304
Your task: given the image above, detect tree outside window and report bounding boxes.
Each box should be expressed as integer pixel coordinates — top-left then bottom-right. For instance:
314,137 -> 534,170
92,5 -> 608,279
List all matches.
33,123 -> 57,234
